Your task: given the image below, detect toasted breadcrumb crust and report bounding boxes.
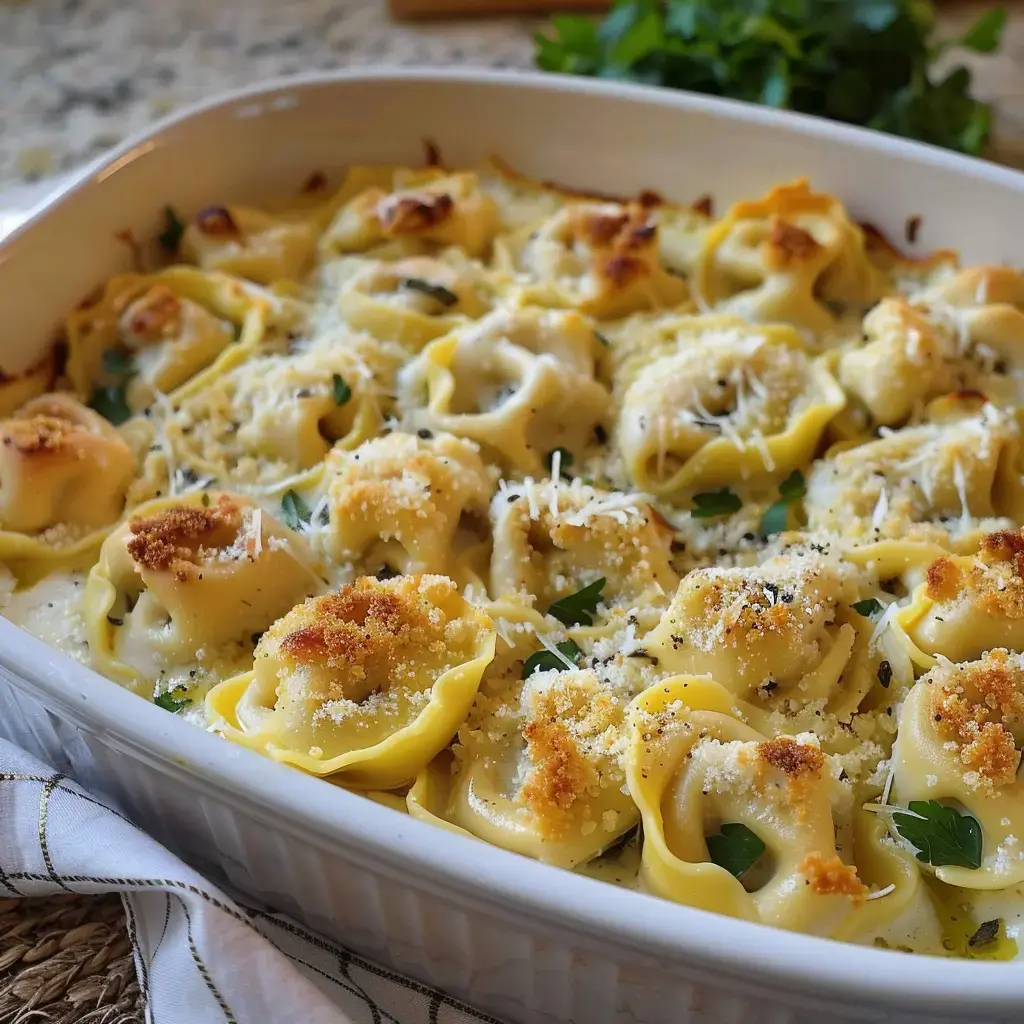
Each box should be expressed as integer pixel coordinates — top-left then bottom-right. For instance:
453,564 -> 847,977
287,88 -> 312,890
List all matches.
928,648 -> 1024,789
269,575 -> 476,703
127,495 -> 242,581
924,530 -> 1024,618
2,415 -> 76,455
378,192 -> 455,236
123,285 -> 183,341
758,736 -> 825,776
926,555 -> 961,601
519,674 -> 620,836
798,852 -> 867,902
574,204 -> 660,291
768,218 -> 822,266
521,716 -> 598,831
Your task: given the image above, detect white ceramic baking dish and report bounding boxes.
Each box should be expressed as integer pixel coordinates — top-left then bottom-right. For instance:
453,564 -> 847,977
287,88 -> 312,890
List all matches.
2,70 -> 1024,1024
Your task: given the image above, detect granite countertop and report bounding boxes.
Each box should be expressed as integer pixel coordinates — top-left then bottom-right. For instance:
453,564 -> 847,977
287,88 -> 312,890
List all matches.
0,0 -> 537,190
2,0 -> 1024,196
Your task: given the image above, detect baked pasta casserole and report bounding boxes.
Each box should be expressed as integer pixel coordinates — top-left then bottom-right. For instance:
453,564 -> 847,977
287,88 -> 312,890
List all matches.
4,157 -> 1024,959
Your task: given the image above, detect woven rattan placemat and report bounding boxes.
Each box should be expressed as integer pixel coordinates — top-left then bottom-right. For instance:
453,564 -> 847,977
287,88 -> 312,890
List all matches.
0,895 -> 144,1024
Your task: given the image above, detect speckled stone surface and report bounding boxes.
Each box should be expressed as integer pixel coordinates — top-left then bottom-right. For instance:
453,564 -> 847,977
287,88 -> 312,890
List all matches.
0,0 -> 537,189
2,0 -> 1024,196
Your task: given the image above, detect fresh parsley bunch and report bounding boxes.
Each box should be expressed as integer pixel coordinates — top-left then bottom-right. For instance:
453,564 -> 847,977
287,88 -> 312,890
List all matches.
534,0 -> 1006,155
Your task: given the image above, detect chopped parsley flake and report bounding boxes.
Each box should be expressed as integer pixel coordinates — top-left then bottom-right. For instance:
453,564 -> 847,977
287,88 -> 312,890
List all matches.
760,470 -> 806,536
691,488 -> 742,519
852,597 -> 883,617
522,640 -> 583,678
158,205 -> 186,252
891,800 -> 982,869
154,689 -> 191,714
281,489 -> 313,530
548,578 -> 605,627
401,277 -> 458,307
88,385 -> 132,426
706,822 -> 765,878
332,373 -> 352,406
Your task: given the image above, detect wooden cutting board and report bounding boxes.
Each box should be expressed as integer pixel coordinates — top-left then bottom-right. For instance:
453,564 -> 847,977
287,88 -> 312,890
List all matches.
390,0 -> 610,17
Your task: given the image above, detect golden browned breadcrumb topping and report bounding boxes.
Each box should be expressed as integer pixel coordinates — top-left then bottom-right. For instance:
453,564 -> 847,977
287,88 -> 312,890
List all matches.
576,205 -> 660,291
925,555 -> 962,602
930,648 -> 1024,788
520,716 -> 597,834
126,495 -> 242,581
981,529 -> 1024,578
515,673 -> 623,838
125,285 -> 183,341
767,217 -> 822,266
798,852 -> 867,902
758,736 -> 825,776
925,530 -> 1024,618
1,415 -> 76,455
378,193 -> 455,236
277,576 -> 456,701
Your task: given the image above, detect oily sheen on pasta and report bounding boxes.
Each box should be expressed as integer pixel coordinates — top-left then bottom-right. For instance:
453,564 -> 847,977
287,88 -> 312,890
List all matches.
5,159 -> 1024,961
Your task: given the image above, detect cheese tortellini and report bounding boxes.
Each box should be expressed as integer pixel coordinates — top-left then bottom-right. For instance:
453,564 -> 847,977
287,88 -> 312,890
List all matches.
320,169 -> 500,260
696,180 -> 887,338
443,665 -> 640,867
616,316 -> 844,499
627,677 -> 867,935
644,553 -> 894,718
84,492 -> 322,686
892,649 -> 1024,887
329,254 -> 494,350
899,530 -> 1024,664
0,394 -> 134,555
805,396 -> 1023,548
498,200 -> 688,320
312,431 -> 493,581
159,329 -> 399,487
489,477 -> 677,610
207,574 -> 495,788
398,307 -> 610,475
9,159 -> 1024,961
181,206 -> 319,283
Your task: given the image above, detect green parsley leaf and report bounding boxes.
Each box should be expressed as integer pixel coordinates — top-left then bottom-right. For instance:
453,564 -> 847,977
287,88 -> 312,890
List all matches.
959,8 -> 1006,53
852,597 -> 884,617
548,578 -> 606,627
401,277 -> 459,308
759,500 -> 789,536
88,385 -> 132,426
101,348 -> 135,379
891,800 -> 982,869
533,0 -> 1006,156
281,489 -> 312,531
760,469 -> 806,537
332,373 -> 352,406
545,447 -> 574,478
706,822 -> 766,878
522,639 -> 583,679
158,205 -> 186,253
691,488 -> 742,519
778,469 -> 807,501
154,690 -> 192,714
